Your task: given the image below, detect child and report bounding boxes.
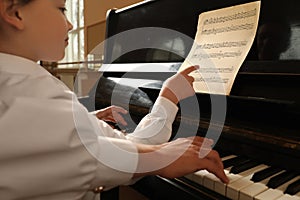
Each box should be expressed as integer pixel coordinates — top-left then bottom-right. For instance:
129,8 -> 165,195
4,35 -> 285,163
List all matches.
0,0 -> 228,199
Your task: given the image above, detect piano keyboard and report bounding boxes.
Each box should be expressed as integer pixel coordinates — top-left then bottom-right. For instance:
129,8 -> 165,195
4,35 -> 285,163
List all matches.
184,154 -> 300,200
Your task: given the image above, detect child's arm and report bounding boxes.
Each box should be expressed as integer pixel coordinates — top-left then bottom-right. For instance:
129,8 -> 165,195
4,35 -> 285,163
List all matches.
159,65 -> 199,104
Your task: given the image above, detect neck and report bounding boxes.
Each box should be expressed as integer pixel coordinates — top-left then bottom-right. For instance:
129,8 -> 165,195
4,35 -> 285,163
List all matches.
0,40 -> 38,63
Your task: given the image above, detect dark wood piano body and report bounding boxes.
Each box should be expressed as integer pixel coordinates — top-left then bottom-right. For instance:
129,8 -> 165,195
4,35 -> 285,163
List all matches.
91,0 -> 300,199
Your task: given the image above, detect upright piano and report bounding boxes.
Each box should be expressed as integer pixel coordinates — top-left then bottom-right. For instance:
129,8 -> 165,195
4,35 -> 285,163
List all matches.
90,0 -> 300,199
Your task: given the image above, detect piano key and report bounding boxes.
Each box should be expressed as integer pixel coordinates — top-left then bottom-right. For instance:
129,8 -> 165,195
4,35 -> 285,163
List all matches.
183,170 -> 203,184
222,154 -> 238,161
272,176 -> 300,194
215,164 -> 268,197
226,164 -> 269,199
251,166 -> 283,182
230,160 -> 260,174
275,194 -> 300,200
267,171 -> 299,189
191,170 -> 210,185
239,169 -> 285,200
254,188 -> 285,200
223,156 -> 251,169
254,176 -> 300,200
239,182 -> 269,200
214,157 -> 257,196
184,154 -> 237,183
203,172 -> 220,190
184,172 -> 196,182
285,178 -> 300,195
218,151 -> 233,158
205,155 -> 237,193
215,168 -> 243,196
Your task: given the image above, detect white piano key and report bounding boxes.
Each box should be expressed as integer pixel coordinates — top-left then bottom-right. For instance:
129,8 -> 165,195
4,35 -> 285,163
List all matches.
184,155 -> 237,188
222,154 -> 238,161
209,154 -> 237,193
184,154 -> 237,183
184,155 -> 238,195
203,164 -> 244,193
239,183 -> 269,200
203,172 -> 220,190
185,155 -> 275,199
254,189 -> 284,200
255,176 -> 300,200
226,164 -> 269,200
239,170 -> 285,200
191,170 -> 210,185
184,173 -> 196,181
275,194 -> 300,200
202,154 -> 238,189
215,168 -> 243,196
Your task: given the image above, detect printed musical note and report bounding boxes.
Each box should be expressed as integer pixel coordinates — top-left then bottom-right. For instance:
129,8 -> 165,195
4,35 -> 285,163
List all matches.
179,1 -> 260,95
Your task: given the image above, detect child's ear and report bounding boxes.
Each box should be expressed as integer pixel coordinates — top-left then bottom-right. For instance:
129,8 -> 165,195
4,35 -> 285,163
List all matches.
0,1 -> 25,30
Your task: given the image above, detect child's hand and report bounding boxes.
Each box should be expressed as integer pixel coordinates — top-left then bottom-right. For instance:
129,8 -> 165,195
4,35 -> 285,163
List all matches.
133,136 -> 229,184
94,105 -> 128,126
160,65 -> 199,104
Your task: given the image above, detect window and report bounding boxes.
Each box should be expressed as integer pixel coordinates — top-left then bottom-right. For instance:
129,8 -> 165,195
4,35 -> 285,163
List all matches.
60,0 -> 85,65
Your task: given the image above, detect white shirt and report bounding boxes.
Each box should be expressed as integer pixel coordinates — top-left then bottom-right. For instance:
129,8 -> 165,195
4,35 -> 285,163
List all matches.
0,53 -> 178,200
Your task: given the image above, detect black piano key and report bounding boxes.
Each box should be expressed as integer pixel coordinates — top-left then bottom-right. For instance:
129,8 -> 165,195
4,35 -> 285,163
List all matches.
229,160 -> 260,174
267,171 -> 298,189
251,166 -> 283,182
222,156 -> 250,169
218,151 -> 232,158
285,178 -> 300,195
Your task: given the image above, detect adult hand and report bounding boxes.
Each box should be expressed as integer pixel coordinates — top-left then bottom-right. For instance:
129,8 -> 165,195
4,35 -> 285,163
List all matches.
160,65 -> 199,104
95,105 -> 128,126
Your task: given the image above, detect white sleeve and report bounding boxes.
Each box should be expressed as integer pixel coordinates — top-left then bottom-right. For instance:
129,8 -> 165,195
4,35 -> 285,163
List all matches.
126,96 -> 178,145
70,96 -> 140,190
0,96 -> 139,198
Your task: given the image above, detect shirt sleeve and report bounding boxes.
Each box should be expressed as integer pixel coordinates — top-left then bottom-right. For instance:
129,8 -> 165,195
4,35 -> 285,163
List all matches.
70,96 -> 140,190
0,94 -> 139,198
87,96 -> 178,189
126,96 -> 178,145
0,68 -> 178,197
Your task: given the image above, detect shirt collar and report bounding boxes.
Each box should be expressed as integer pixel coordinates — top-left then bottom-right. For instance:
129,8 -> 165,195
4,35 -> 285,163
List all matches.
0,52 -> 50,75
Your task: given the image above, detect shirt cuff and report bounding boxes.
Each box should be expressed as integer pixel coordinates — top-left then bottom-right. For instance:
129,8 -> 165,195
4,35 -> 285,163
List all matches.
151,96 -> 178,123
90,137 -> 138,190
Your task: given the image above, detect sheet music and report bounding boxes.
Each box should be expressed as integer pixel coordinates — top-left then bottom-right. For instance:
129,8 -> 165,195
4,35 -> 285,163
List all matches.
179,1 -> 261,95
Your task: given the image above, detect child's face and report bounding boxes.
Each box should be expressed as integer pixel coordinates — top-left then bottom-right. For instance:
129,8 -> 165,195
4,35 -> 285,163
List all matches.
20,0 -> 73,61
